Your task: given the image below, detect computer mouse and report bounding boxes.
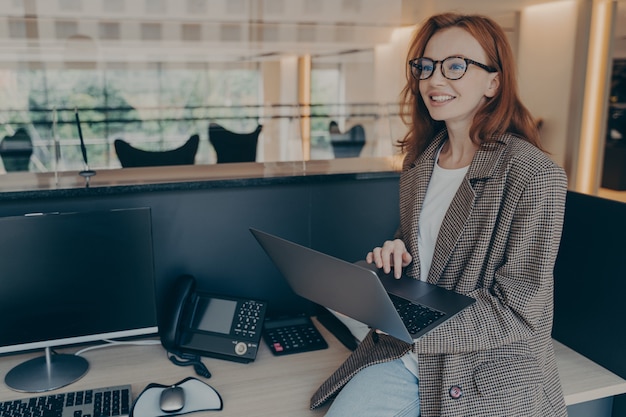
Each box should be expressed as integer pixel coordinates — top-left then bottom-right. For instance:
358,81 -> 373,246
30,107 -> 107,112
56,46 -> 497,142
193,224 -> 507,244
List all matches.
160,385 -> 185,413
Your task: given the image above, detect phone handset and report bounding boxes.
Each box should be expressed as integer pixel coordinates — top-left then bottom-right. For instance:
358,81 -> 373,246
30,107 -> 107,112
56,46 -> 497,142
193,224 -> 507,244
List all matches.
159,274 -> 211,378
159,274 -> 195,352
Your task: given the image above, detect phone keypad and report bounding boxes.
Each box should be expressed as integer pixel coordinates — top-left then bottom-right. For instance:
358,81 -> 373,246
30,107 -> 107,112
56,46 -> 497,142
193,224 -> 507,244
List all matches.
234,300 -> 265,339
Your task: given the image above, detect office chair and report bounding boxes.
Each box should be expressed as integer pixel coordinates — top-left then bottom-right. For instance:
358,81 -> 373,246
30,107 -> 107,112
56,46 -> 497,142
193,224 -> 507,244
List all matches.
114,134 -> 199,168
0,128 -> 33,172
330,124 -> 365,158
208,123 -> 262,163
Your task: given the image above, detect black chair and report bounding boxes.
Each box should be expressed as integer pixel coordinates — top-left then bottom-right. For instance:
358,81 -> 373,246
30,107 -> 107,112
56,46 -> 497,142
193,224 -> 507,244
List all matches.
330,124 -> 365,158
208,123 -> 262,163
114,134 -> 199,168
0,128 -> 33,172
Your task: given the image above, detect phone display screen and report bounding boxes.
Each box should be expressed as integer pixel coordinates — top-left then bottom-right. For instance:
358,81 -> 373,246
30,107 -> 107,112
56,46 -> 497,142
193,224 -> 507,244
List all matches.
191,297 -> 237,334
177,291 -> 267,363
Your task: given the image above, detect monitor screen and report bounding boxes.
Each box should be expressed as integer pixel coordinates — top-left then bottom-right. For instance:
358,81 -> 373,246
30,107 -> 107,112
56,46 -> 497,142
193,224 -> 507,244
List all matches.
0,207 -> 158,354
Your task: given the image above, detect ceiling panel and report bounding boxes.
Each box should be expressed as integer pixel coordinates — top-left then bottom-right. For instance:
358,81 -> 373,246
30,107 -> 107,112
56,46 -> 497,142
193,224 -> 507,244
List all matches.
0,0 -> 618,64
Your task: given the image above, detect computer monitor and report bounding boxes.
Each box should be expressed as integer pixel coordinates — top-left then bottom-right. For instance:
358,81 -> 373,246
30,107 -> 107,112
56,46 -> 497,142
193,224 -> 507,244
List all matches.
0,207 -> 158,392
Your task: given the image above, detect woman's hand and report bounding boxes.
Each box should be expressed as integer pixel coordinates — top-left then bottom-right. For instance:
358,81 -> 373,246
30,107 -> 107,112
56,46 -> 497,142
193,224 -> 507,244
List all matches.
366,239 -> 412,279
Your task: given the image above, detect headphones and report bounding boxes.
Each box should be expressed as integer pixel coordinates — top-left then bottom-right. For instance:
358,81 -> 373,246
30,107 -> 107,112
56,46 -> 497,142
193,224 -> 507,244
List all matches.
167,351 -> 212,379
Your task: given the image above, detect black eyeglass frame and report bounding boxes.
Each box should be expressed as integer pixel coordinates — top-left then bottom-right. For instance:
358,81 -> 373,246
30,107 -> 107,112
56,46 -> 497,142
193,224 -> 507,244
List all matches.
409,56 -> 498,80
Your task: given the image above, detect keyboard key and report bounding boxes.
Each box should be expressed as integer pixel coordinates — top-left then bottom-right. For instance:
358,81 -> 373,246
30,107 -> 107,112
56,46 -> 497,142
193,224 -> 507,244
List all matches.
389,293 -> 445,334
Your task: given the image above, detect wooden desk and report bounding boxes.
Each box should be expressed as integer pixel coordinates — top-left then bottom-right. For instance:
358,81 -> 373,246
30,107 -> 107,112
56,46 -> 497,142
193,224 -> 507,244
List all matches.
554,340 -> 626,407
0,325 -> 624,416
0,320 -> 350,416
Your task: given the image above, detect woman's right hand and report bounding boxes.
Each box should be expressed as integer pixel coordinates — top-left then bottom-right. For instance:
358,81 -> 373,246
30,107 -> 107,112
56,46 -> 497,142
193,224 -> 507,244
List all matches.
365,239 -> 412,279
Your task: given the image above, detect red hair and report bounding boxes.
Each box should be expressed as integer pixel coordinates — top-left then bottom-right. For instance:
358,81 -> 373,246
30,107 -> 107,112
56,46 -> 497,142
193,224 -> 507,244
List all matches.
398,13 -> 541,168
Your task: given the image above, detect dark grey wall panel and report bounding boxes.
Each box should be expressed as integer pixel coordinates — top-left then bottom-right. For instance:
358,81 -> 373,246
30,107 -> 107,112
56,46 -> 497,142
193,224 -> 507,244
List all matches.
0,175 -> 400,317
551,191 -> 626,417
310,177 -> 400,263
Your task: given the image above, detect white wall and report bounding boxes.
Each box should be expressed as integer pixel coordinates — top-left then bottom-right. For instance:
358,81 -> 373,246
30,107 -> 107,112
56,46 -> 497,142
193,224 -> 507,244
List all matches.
261,60 -> 281,162
341,52 -> 378,156
373,26 -> 415,156
261,56 -> 303,161
517,0 -> 583,171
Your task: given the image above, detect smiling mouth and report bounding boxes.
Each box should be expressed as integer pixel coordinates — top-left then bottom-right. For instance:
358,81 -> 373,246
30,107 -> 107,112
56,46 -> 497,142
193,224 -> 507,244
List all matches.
430,95 -> 455,103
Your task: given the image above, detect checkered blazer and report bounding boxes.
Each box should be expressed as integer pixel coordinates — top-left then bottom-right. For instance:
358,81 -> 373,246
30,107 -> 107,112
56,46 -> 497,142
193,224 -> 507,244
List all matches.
312,131 -> 568,417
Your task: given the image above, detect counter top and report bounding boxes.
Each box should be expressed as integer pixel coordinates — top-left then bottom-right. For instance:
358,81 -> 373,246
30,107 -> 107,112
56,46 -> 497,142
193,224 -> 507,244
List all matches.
0,333 -> 622,416
554,339 -> 626,405
0,157 -> 403,200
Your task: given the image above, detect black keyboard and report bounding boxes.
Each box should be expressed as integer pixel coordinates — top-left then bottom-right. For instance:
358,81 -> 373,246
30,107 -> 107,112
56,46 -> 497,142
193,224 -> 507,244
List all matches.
0,384 -> 131,417
389,293 -> 445,335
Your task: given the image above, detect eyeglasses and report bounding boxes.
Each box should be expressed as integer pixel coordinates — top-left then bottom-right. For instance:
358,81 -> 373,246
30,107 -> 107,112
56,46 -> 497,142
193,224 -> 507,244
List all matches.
409,56 -> 497,80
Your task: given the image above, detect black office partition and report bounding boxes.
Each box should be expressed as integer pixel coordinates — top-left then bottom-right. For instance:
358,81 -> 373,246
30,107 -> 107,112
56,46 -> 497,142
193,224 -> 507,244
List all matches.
310,176 -> 400,263
0,174 -> 400,317
4,177 -> 626,414
552,191 -> 626,417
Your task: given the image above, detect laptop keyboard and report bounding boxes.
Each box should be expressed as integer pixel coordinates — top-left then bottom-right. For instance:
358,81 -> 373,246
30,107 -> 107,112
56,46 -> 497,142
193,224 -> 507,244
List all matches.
0,384 -> 132,417
388,293 -> 445,335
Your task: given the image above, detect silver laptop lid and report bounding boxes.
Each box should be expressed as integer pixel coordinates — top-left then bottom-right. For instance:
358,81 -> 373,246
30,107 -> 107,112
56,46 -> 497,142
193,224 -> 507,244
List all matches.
250,228 -> 413,343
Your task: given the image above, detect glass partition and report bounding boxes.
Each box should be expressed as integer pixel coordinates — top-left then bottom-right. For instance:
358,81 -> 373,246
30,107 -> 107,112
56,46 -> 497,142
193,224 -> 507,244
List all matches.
0,62 -> 265,172
0,63 -> 404,174
0,0 -> 408,177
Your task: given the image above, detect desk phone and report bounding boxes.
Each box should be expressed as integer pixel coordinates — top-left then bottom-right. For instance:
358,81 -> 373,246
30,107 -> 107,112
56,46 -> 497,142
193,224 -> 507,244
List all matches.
160,274 -> 268,364
263,313 -> 328,356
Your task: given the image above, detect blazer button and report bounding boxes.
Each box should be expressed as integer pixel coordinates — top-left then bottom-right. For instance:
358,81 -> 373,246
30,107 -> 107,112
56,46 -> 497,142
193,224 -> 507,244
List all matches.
449,385 -> 463,400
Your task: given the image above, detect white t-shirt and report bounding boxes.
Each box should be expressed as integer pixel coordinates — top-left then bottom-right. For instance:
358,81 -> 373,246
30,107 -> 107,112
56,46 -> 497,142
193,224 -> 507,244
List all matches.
402,148 -> 469,376
417,155 -> 469,282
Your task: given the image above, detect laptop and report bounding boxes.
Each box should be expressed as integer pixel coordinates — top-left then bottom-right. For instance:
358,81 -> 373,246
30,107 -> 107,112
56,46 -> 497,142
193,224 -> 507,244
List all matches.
250,228 -> 475,344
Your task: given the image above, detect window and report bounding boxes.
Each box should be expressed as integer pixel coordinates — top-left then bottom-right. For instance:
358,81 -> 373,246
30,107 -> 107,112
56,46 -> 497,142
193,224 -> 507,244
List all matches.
0,63 -> 261,171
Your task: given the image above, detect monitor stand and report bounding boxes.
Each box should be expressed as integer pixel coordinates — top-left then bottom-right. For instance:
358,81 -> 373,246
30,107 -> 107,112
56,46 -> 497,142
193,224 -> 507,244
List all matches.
4,347 -> 89,392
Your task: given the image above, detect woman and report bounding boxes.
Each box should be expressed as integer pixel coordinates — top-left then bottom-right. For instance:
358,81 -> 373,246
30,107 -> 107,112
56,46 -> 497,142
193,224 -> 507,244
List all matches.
311,12 -> 568,417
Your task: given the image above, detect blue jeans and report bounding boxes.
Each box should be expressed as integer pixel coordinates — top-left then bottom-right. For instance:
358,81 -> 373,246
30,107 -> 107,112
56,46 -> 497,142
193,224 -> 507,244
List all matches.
324,359 -> 420,417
